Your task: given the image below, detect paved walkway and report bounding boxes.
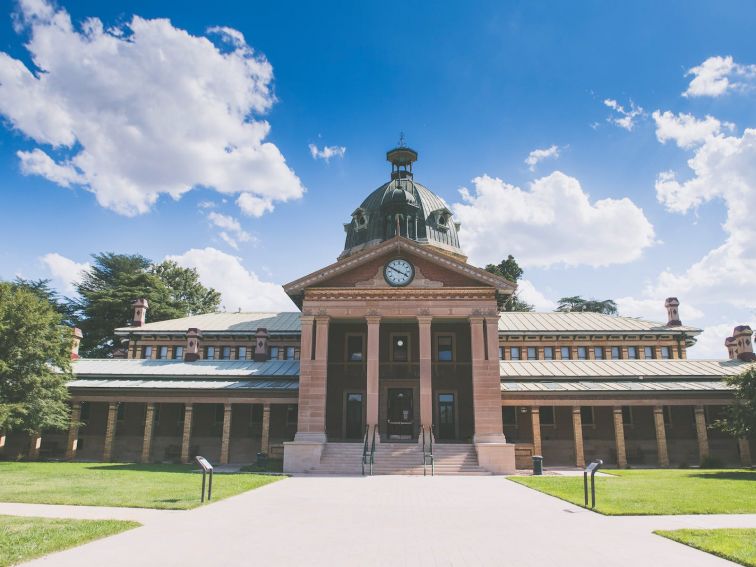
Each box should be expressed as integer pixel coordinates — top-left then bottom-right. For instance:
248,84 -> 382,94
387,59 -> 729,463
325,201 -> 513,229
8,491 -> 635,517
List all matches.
0,502 -> 179,524
19,476 -> 756,566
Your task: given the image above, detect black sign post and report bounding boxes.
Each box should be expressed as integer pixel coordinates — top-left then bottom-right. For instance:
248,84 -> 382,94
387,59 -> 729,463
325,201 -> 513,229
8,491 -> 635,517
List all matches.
195,456 -> 214,503
583,459 -> 603,509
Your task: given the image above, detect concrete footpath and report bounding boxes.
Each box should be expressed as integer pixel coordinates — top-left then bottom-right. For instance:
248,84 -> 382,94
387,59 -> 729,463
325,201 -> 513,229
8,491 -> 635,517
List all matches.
0,502 -> 179,524
16,476 -> 756,566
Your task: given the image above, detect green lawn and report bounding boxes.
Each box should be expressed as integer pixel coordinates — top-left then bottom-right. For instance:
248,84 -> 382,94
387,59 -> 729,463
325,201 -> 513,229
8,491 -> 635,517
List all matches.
510,469 -> 756,515
0,462 -> 282,510
0,515 -> 139,566
656,529 -> 756,567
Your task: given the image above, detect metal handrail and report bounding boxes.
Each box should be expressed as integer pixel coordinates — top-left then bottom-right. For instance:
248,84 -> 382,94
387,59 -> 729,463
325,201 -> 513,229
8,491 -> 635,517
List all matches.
361,424 -> 369,476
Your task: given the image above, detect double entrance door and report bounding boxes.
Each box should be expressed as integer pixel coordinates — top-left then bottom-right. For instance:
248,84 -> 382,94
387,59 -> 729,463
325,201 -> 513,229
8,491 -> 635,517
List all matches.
387,388 -> 414,440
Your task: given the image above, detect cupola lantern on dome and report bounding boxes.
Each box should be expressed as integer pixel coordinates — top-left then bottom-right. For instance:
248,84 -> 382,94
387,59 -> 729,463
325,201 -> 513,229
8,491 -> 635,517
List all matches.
387,133 -> 418,180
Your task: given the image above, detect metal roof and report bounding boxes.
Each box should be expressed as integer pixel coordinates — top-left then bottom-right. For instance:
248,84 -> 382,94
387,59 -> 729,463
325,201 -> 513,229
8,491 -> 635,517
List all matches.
500,380 -> 732,393
498,312 -> 701,335
114,312 -> 300,335
68,378 -> 298,391
72,359 -> 300,378
499,359 -> 748,379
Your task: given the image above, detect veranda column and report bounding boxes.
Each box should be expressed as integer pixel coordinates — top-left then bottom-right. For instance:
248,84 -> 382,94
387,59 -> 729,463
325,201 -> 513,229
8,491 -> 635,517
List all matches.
530,407 -> 542,456
417,315 -> 432,437
294,315 -> 329,441
180,403 -> 194,464
738,438 -> 752,467
65,402 -> 82,460
694,405 -> 710,462
219,403 -> 232,465
653,406 -> 669,467
141,403 -> 156,463
366,315 -> 381,439
612,407 -> 628,468
0,432 -> 6,457
572,406 -> 585,468
261,403 -> 271,454
103,402 -> 119,462
28,434 -> 42,460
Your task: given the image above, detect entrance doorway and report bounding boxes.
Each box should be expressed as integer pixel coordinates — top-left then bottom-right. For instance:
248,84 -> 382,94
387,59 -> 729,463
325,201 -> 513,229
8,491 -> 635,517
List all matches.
345,393 -> 364,439
437,393 -> 457,440
387,388 -> 414,440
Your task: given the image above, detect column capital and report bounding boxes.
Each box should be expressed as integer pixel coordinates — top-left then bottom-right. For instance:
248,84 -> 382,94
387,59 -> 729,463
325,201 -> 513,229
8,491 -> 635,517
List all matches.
184,402 -> 193,409
612,406 -> 623,414
315,314 -> 330,324
468,315 -> 485,324
300,314 -> 316,325
366,315 -> 382,325
572,406 -> 582,414
530,406 -> 540,414
416,315 -> 433,325
694,404 -> 705,413
653,405 -> 664,414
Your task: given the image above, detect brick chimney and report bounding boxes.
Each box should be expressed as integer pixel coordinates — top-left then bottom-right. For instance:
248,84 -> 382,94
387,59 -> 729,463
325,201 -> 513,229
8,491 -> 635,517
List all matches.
254,328 -> 269,362
132,298 -> 149,327
733,325 -> 756,362
185,328 -> 202,362
725,336 -> 738,359
71,327 -> 83,360
664,297 -> 681,327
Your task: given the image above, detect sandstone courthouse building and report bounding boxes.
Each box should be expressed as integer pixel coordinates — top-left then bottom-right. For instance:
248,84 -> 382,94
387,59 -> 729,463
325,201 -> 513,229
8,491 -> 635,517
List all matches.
6,145 -> 754,473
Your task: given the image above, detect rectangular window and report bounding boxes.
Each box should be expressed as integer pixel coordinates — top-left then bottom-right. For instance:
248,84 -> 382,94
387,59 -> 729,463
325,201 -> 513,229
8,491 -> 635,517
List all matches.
510,347 -> 521,360
269,346 -> 280,360
237,346 -> 247,360
577,346 -> 587,360
502,406 -> 517,427
221,346 -> 231,360
158,346 -> 169,360
286,404 -> 297,426
285,346 -> 296,360
116,403 -> 125,422
347,335 -> 364,362
580,406 -> 595,426
205,346 -> 215,360
644,346 -> 655,359
526,347 -> 537,360
392,335 -> 409,362
594,346 -> 605,360
610,346 -> 621,359
622,406 -> 633,426
142,345 -> 153,359
498,346 -> 504,360
437,335 -> 454,362
543,347 -> 554,360
662,405 -> 672,426
560,346 -> 571,360
627,346 -> 638,359
173,346 -> 184,360
80,401 -> 91,421
540,406 -> 555,426
660,346 -> 671,359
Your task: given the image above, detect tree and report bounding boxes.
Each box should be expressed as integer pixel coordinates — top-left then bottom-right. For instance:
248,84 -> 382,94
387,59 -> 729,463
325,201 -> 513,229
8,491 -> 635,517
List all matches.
70,253 -> 221,357
484,255 -> 534,312
13,277 -> 75,325
0,282 -> 72,436
713,367 -> 756,440
556,296 -> 618,315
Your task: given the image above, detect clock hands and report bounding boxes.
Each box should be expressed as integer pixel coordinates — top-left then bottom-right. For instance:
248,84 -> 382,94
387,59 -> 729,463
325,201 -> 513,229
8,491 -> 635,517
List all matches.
389,265 -> 409,278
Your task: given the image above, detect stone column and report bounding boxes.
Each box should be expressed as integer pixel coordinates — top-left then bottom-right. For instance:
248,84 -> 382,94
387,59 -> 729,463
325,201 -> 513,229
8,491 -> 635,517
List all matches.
0,432 -> 6,457
470,316 -> 506,442
694,405 -> 709,462
261,403 -> 271,454
180,403 -> 194,464
418,315 -> 433,437
141,403 -> 156,463
219,403 -> 232,465
294,315 -> 329,441
613,407 -> 627,468
653,406 -> 669,467
65,402 -> 82,460
28,434 -> 42,460
531,407 -> 542,456
738,438 -> 752,467
103,402 -> 119,462
572,406 -> 585,468
366,315 -> 381,439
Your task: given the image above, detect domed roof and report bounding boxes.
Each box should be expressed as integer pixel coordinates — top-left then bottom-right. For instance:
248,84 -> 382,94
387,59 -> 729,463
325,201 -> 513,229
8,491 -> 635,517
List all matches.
340,146 -> 465,260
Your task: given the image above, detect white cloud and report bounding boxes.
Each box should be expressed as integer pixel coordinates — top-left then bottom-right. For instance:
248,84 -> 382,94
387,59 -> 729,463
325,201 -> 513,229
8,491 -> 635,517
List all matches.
615,296 -> 704,324
236,193 -> 275,217
683,55 -> 756,98
166,247 -> 293,312
652,110 -> 733,149
309,143 -> 346,162
451,172 -> 655,268
40,252 -> 89,294
603,98 -> 644,131
0,0 -> 304,217
207,211 -> 253,250
517,279 -> 556,311
524,145 -> 560,172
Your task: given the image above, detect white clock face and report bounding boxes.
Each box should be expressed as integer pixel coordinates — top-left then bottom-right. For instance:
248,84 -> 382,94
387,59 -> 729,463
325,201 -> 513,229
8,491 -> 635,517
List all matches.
384,258 -> 414,287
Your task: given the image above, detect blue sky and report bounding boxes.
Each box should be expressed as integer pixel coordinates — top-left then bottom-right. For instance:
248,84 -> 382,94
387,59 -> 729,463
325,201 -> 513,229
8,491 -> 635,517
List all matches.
1,0 -> 756,358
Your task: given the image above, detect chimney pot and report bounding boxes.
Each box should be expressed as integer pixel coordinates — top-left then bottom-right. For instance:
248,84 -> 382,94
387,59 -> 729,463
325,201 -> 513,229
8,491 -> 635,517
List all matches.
733,325 -> 756,362
131,298 -> 149,327
71,327 -> 83,360
185,327 -> 202,362
254,328 -> 269,362
724,336 -> 738,360
664,297 -> 681,327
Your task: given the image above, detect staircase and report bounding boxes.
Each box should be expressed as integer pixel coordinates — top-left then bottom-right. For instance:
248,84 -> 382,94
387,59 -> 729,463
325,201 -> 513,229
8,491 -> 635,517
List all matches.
306,442 -> 492,475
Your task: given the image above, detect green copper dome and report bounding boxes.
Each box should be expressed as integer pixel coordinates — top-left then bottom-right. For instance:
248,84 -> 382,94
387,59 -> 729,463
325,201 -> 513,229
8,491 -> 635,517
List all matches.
340,146 -> 465,260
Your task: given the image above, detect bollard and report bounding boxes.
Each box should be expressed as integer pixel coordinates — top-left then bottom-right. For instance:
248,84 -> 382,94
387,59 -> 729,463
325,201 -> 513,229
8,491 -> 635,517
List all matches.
532,455 -> 544,475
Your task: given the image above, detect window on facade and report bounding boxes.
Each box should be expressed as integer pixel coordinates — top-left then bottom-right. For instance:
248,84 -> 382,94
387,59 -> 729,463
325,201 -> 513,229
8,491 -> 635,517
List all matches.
80,401 -> 91,421
577,346 -> 587,360
660,346 -> 671,359
662,405 -> 672,426
594,346 -> 605,360
142,346 -> 153,359
214,404 -> 225,424
173,346 -> 184,360
237,346 -> 247,360
250,404 -> 263,424
221,346 -> 231,360
205,346 -> 215,360
286,404 -> 298,426
437,335 -> 454,362
502,406 -> 517,427
499,346 -> 505,360
347,335 -> 364,362
116,403 -> 125,422
392,336 -> 409,362
527,347 -> 537,360
560,346 -> 571,360
543,347 -> 554,360
644,346 -> 655,359
627,346 -> 638,359
510,347 -> 521,360
158,346 -> 168,360
610,346 -> 621,359
621,406 -> 633,426
540,406 -> 555,426
580,406 -> 595,426
154,404 -> 161,425
269,346 -> 280,360
286,346 -> 296,360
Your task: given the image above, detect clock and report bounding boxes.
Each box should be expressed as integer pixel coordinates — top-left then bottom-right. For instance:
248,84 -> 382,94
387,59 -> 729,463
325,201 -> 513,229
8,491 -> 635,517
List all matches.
384,258 -> 415,287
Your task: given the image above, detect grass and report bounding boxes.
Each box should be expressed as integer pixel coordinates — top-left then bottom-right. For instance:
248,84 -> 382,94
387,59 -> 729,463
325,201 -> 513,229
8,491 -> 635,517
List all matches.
0,462 -> 282,510
509,469 -> 756,515
655,529 -> 756,567
0,515 -> 139,566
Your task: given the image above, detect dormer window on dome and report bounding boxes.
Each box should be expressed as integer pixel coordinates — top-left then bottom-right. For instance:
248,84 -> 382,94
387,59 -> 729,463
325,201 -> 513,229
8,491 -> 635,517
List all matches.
351,207 -> 369,231
432,208 -> 453,232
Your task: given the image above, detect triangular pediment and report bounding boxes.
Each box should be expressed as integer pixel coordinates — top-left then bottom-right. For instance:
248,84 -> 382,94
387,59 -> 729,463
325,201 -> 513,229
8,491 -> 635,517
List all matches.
284,236 -> 515,305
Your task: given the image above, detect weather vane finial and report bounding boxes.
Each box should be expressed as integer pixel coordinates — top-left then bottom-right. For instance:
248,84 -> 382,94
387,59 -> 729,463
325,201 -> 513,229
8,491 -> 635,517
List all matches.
398,131 -> 406,148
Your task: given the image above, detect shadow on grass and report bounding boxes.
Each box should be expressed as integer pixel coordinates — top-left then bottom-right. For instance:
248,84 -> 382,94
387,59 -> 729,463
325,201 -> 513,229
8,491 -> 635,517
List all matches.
689,471 -> 756,481
82,463 -> 196,474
